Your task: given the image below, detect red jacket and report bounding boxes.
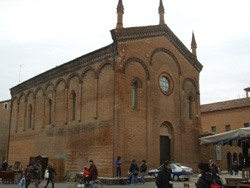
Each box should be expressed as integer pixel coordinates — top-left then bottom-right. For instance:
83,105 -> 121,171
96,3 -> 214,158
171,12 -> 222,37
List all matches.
83,169 -> 89,178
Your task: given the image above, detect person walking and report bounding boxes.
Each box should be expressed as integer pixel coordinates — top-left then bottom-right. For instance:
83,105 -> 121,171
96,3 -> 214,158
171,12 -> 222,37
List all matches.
115,156 -> 121,177
155,160 -> 173,188
88,160 -> 98,188
44,163 -> 57,188
129,159 -> 139,185
33,160 -> 42,188
140,160 -> 147,184
24,164 -> 33,188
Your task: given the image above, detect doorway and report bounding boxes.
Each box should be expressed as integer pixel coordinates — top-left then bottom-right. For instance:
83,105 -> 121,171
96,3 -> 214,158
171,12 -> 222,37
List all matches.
160,135 -> 171,165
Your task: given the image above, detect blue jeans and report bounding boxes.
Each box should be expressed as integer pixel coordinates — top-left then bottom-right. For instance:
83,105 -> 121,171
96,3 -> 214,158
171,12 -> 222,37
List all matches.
89,180 -> 94,188
131,174 -> 138,185
140,172 -> 146,184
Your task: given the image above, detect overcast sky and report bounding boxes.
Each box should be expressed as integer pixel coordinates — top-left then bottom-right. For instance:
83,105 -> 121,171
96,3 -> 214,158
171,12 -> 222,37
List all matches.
0,0 -> 249,104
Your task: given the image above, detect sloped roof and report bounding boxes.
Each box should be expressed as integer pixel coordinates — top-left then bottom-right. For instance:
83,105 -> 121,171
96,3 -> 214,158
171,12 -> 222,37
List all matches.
201,97 -> 250,113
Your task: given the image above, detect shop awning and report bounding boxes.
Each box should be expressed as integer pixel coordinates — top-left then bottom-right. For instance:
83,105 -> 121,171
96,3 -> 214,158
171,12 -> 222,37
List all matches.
199,127 -> 250,146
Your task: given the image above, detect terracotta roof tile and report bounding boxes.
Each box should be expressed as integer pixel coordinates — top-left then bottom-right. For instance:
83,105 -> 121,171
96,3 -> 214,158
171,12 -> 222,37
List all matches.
201,98 -> 250,112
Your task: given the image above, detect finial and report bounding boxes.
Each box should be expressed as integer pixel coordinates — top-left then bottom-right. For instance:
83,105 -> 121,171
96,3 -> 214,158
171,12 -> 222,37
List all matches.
116,0 -> 124,29
191,31 -> 197,57
159,0 -> 165,25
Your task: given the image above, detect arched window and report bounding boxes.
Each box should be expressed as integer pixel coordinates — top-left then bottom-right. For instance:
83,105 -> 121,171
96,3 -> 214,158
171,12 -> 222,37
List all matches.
131,78 -> 142,111
188,96 -> 193,119
72,92 -> 77,120
132,81 -> 138,110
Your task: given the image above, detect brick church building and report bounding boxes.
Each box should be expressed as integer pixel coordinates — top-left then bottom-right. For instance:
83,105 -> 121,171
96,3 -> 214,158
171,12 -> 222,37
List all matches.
8,0 -> 203,177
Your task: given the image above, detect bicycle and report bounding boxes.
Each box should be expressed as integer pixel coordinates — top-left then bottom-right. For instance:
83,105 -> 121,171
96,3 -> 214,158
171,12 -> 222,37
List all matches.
74,177 -> 103,188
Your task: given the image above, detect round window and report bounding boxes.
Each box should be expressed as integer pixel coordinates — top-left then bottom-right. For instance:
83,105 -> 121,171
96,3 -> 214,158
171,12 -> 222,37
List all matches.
159,76 -> 169,92
159,73 -> 173,95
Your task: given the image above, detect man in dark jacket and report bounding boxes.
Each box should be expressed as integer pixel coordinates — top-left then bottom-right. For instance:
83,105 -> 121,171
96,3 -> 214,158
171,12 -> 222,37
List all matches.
129,159 -> 139,185
88,160 -> 98,188
156,160 -> 173,188
140,160 -> 147,184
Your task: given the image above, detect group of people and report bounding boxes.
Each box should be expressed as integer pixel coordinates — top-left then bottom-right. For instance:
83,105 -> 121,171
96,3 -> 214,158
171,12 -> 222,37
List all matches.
2,157 -> 242,188
115,156 -> 148,185
23,160 -> 57,188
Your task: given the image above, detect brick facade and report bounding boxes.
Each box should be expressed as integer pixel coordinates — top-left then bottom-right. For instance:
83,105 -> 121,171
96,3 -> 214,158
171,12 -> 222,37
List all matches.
7,0 -> 203,177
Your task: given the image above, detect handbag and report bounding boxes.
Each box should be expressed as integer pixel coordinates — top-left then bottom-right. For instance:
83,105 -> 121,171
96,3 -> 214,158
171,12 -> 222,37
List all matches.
44,169 -> 49,179
19,178 -> 25,186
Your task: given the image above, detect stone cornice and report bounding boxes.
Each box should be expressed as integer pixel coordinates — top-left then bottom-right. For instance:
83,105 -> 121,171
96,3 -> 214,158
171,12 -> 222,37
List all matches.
111,24 -> 203,72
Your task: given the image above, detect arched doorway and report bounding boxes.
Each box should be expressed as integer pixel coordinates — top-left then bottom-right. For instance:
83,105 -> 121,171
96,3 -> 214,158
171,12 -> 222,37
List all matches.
159,122 -> 173,165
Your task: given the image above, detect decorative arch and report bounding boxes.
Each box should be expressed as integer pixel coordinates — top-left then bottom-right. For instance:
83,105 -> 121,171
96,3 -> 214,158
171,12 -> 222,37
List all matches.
122,57 -> 150,80
55,78 -> 67,89
18,93 -> 26,103
150,48 -> 181,75
182,77 -> 198,92
67,73 -> 81,86
97,62 -> 113,79
131,77 -> 143,88
45,82 -> 55,94
160,121 -> 174,138
25,90 -> 35,101
82,67 -> 97,80
35,87 -> 45,97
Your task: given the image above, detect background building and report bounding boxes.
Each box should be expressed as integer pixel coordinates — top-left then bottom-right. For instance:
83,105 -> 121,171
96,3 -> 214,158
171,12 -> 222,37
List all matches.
7,0 -> 202,178
0,100 -> 11,165
200,87 -> 250,172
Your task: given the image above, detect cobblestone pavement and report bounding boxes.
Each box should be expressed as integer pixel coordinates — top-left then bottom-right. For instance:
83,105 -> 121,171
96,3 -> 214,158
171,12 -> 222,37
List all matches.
0,171 -> 233,188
